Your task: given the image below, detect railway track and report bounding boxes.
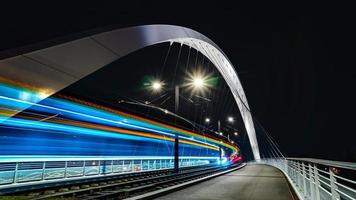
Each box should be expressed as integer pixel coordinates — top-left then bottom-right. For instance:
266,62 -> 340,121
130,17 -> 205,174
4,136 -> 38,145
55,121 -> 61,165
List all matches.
7,164 -> 242,199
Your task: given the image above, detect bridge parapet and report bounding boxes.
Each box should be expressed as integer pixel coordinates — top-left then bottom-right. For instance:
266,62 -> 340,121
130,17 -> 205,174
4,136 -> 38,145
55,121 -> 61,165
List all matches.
253,158 -> 356,200
0,156 -> 216,194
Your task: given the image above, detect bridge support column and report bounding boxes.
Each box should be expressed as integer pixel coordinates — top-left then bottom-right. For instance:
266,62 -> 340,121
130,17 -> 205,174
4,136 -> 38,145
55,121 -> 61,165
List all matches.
174,135 -> 179,173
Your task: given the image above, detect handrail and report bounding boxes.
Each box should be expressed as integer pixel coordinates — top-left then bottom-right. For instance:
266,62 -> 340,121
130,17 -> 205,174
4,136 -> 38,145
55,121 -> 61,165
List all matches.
0,156 -> 216,192
287,157 -> 356,171
255,158 -> 356,200
0,156 -> 218,163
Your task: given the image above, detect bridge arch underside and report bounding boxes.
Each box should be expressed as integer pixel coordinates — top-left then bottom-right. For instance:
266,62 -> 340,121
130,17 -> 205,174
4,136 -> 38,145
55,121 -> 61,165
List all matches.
0,25 -> 260,160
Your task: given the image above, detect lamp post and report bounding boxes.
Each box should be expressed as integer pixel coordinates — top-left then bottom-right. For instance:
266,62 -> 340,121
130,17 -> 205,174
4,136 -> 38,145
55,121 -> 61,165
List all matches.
174,85 -> 179,172
218,120 -> 221,133
148,74 -> 208,172
217,116 -> 234,163
175,85 -> 179,113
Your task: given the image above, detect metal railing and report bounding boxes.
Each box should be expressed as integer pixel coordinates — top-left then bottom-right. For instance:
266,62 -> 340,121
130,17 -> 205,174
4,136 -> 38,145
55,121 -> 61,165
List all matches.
0,156 -> 218,190
257,158 -> 356,200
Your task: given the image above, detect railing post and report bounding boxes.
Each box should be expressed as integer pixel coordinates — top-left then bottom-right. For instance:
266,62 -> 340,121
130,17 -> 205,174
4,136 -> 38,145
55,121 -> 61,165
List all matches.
288,160 -> 295,183
293,161 -> 297,183
64,161 -> 68,178
290,161 -> 294,182
296,162 -> 300,188
302,162 -> 307,197
298,162 -> 302,190
110,160 -> 113,174
329,168 -> 340,200
314,164 -> 321,200
285,160 -> 289,175
42,161 -> 46,180
99,160 -> 103,174
83,161 -> 86,176
13,162 -> 18,183
309,162 -> 315,200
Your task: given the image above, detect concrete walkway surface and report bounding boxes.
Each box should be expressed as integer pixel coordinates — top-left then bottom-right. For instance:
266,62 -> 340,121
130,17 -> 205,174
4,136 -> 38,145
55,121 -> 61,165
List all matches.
155,164 -> 296,200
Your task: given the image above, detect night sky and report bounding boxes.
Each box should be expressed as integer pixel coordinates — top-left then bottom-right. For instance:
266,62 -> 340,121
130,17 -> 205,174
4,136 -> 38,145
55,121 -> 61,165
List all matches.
0,2 -> 355,161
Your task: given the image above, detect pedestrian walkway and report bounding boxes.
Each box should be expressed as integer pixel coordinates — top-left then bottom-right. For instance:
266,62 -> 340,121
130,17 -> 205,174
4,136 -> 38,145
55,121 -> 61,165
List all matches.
155,164 -> 296,200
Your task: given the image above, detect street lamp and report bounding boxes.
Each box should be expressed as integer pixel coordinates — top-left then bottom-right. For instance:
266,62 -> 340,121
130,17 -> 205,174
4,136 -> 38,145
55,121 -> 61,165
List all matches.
147,74 -> 211,173
150,80 -> 163,92
227,116 -> 234,123
234,132 -> 238,136
193,76 -> 204,88
217,116 -> 234,135
148,73 -> 210,114
205,117 -> 210,123
152,81 -> 162,91
185,70 -> 211,95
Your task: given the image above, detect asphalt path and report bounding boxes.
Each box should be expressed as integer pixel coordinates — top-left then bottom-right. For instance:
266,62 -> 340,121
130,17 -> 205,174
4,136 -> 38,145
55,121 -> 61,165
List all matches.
155,164 -> 295,200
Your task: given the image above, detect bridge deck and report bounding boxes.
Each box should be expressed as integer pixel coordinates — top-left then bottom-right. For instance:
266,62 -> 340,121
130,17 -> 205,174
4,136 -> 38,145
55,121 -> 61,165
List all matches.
155,164 -> 296,200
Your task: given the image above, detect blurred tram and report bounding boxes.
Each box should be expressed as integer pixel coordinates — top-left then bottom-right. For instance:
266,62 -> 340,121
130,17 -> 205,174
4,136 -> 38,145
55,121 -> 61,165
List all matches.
0,80 -> 240,186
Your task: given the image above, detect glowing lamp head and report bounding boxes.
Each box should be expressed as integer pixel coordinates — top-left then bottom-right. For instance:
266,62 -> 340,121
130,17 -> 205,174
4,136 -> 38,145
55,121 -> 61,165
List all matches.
227,116 -> 234,123
234,132 -> 238,136
185,69 -> 214,95
205,118 -> 210,123
193,77 -> 204,88
152,81 -> 162,91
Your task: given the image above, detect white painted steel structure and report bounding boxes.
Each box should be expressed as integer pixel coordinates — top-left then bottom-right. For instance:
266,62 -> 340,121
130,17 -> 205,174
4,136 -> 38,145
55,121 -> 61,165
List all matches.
257,158 -> 356,200
0,25 -> 260,160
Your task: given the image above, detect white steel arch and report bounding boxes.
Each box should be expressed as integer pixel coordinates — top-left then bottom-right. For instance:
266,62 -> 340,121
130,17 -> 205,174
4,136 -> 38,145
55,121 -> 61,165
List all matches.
0,25 -> 260,160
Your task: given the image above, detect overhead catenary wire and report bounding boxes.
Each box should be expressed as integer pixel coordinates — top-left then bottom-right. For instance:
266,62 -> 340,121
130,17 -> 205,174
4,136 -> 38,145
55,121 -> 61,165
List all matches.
145,93 -> 168,104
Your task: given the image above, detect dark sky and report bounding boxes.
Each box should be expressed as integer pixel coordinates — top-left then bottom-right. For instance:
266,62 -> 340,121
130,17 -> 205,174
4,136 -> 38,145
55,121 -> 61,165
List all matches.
0,2 -> 355,161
